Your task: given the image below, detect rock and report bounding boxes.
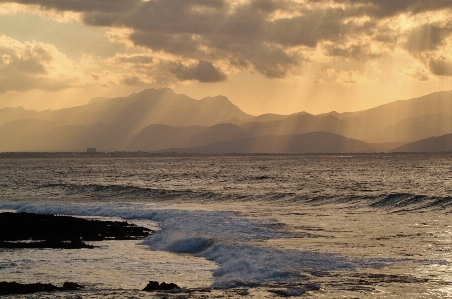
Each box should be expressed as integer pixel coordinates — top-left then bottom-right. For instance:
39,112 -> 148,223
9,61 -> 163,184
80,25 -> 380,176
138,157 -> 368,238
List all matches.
0,281 -> 85,295
0,240 -> 94,249
142,281 -> 180,291
143,281 -> 160,291
0,281 -> 59,295
268,284 -> 320,297
159,282 -> 180,290
63,282 -> 84,290
0,212 -> 153,249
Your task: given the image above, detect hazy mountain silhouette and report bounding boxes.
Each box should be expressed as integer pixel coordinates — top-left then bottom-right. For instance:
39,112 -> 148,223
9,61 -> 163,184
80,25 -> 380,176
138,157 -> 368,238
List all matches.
321,90 -> 452,142
241,114 -> 348,137
1,88 -> 451,152
0,107 -> 42,126
228,113 -> 301,125
235,91 -> 452,143
158,132 -> 386,154
371,113 -> 452,142
392,133 -> 452,152
1,88 -> 251,129
128,123 -> 250,151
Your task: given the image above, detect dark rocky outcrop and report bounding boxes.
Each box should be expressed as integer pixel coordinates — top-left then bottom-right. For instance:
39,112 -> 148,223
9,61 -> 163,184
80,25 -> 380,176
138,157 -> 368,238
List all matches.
62,282 -> 84,290
142,281 -> 180,291
0,281 -> 83,295
0,212 -> 153,249
0,240 -> 94,249
268,284 -> 320,297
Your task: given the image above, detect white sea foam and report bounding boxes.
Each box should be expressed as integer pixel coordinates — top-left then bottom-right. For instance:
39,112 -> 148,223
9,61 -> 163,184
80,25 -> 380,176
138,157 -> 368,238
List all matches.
0,201 -> 396,288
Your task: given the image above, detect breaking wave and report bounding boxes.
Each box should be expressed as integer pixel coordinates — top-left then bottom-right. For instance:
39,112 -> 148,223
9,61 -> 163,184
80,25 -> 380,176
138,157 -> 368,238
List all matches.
0,201 -> 410,288
3,181 -> 451,213
35,183 -> 218,200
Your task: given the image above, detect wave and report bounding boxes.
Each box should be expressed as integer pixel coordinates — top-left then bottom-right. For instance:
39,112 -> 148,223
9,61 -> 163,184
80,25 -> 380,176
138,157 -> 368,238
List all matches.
0,201 -> 410,288
37,183 -> 218,200
3,181 -> 451,213
368,193 -> 452,212
2,180 -> 451,213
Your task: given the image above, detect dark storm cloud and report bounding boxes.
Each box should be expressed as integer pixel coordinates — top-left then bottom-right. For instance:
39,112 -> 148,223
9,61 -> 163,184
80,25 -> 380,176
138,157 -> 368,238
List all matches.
1,0 -> 142,12
170,60 -> 226,82
82,0 -> 226,32
429,58 -> 452,76
129,32 -> 202,57
404,25 -> 452,54
4,0 -> 452,80
269,8 -> 350,48
312,0 -> 452,17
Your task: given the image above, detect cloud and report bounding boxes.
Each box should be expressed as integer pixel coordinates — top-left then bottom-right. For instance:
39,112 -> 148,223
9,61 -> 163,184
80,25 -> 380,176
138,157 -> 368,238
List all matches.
170,60 -> 226,83
429,57 -> 452,76
121,75 -> 148,86
404,24 -> 452,54
405,67 -> 430,81
316,0 -> 452,18
129,32 -> 203,57
323,43 -> 383,60
2,0 -> 310,78
3,0 -> 452,83
115,55 -> 153,65
2,0 -> 142,13
0,34 -> 81,92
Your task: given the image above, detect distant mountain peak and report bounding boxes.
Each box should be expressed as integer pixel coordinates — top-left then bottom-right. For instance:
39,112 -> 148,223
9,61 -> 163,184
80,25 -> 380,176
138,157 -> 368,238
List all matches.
199,95 -> 230,102
1,89 -> 451,152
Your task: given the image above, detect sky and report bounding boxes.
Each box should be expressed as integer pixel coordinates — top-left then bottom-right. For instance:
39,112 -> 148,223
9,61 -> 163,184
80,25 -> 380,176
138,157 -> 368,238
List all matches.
0,0 -> 451,115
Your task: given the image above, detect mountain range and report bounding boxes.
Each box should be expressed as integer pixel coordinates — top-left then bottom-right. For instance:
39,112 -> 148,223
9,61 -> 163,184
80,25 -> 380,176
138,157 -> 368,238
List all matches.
1,88 -> 451,153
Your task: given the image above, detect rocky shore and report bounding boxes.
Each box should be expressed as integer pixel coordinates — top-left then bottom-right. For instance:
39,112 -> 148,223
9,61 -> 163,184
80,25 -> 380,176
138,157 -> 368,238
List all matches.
0,212 -> 153,249
0,281 -> 84,296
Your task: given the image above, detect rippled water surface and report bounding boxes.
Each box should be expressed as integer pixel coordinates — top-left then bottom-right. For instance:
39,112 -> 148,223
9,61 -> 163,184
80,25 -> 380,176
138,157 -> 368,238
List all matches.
0,155 -> 451,298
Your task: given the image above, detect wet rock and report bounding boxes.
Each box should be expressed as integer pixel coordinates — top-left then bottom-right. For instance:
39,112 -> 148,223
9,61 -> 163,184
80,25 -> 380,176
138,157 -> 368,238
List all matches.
63,282 -> 84,290
0,212 -> 153,249
0,281 -> 59,295
142,281 -> 180,291
268,284 -> 320,297
0,240 -> 94,249
0,281 -> 85,295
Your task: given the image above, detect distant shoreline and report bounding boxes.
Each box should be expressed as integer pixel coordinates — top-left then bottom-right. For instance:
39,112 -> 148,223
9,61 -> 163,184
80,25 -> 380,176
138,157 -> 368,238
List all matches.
0,151 -> 451,159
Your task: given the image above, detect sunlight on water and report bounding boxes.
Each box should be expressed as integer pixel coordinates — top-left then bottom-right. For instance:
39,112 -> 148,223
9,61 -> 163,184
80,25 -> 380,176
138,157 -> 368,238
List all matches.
0,155 -> 451,298
0,240 -> 217,289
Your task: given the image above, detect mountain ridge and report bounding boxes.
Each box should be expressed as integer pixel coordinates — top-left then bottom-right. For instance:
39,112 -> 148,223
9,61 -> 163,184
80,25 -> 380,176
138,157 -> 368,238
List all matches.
1,88 -> 451,153
157,132 -> 394,154
392,133 -> 452,152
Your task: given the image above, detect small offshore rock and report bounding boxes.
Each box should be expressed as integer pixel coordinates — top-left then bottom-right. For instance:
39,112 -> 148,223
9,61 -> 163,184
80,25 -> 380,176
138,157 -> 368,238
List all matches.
0,281 -> 59,295
268,284 -> 320,297
63,282 -> 84,290
142,281 -> 180,291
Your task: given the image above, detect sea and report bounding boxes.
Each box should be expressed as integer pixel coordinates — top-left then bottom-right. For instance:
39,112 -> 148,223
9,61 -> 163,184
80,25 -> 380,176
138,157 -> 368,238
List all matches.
0,154 -> 451,298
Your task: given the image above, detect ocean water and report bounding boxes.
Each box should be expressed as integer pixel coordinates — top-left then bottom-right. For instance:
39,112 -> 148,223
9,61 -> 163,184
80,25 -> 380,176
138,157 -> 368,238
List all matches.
0,155 -> 451,298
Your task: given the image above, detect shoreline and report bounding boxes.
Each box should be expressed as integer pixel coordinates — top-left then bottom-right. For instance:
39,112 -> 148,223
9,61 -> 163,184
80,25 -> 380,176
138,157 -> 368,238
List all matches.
1,151 -> 451,159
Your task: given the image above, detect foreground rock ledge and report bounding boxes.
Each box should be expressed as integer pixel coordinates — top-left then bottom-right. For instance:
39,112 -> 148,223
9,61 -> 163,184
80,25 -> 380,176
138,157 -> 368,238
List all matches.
0,281 -> 84,295
0,212 -> 153,249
